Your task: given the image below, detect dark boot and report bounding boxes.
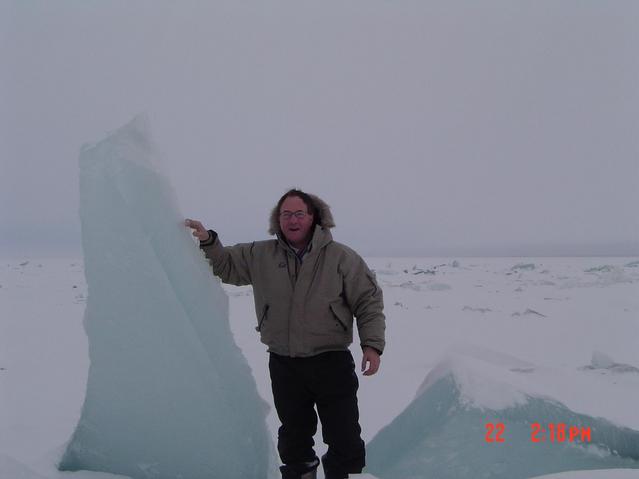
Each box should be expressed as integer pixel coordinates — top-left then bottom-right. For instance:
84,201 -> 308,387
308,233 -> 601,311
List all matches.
280,457 -> 320,479
321,454 -> 348,479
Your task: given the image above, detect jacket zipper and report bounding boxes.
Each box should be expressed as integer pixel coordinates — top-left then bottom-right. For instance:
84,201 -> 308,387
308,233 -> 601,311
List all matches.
255,304 -> 269,332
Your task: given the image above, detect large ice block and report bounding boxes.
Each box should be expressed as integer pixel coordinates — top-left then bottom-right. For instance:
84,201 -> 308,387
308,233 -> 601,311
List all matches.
59,116 -> 273,479
366,348 -> 639,479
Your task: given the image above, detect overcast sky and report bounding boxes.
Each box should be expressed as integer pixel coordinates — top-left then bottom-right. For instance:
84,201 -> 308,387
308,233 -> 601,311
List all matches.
1,1 -> 637,257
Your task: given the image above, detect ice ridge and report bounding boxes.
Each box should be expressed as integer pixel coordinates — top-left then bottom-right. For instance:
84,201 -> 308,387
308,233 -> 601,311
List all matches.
366,349 -> 639,479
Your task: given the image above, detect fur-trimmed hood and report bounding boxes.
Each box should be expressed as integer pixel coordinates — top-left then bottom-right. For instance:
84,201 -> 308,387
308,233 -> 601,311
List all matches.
268,193 -> 335,236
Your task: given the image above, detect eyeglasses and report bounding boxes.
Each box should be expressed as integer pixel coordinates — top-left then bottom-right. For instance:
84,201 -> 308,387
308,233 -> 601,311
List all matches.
280,210 -> 310,220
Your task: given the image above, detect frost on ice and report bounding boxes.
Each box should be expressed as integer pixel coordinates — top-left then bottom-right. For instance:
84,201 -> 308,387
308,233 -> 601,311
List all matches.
366,347 -> 639,479
58,116 -> 273,479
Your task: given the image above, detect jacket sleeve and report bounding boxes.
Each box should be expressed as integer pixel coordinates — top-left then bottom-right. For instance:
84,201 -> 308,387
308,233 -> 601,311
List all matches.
199,230 -> 254,286
341,252 -> 386,355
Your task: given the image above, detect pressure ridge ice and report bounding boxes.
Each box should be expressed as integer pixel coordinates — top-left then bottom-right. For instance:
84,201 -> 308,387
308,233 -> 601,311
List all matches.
58,116 -> 273,479
366,346 -> 639,479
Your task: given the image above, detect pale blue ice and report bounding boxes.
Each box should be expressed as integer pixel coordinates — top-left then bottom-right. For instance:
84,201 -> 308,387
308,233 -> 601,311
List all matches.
366,350 -> 639,479
58,116 -> 274,479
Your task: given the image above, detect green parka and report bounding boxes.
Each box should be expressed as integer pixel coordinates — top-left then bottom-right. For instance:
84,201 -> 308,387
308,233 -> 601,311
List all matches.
200,195 -> 385,358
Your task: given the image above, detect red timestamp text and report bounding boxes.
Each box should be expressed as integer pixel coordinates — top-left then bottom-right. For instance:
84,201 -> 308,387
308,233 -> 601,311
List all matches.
485,423 -> 592,443
531,423 -> 591,443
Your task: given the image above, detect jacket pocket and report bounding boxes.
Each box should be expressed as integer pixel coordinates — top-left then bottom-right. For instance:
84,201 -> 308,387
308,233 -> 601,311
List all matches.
255,304 -> 270,332
329,301 -> 351,332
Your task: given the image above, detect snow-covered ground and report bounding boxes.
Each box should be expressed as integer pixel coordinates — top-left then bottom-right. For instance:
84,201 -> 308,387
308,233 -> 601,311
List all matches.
1,256 -> 638,478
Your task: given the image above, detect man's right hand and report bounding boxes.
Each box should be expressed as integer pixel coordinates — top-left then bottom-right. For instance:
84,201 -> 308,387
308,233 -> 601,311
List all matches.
184,219 -> 210,242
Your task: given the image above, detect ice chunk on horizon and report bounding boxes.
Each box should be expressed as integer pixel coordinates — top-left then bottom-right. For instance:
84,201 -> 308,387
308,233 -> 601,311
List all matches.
585,265 -> 616,273
511,263 -> 536,271
592,351 -> 616,369
581,352 -> 639,375
366,347 -> 639,479
58,116 -> 274,479
511,308 -> 548,318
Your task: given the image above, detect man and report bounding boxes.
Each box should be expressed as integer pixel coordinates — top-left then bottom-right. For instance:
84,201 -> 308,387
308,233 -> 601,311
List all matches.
185,189 -> 385,479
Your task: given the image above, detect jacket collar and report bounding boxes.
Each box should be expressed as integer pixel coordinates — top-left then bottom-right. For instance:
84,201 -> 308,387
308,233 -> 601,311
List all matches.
277,225 -> 333,255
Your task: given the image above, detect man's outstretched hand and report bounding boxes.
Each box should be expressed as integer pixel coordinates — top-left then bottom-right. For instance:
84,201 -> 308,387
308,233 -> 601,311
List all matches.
361,346 -> 381,376
185,219 -> 210,242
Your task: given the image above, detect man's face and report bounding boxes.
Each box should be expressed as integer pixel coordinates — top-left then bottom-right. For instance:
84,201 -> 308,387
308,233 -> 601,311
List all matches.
279,196 -> 315,248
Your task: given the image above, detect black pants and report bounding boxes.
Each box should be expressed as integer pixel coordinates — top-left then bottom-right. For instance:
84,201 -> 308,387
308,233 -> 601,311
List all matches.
269,351 -> 366,477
